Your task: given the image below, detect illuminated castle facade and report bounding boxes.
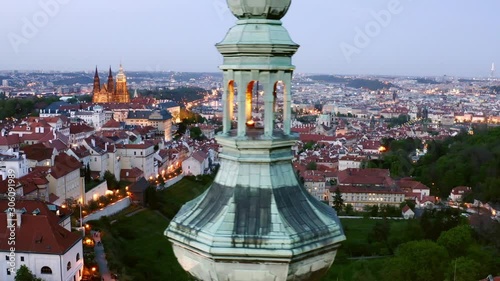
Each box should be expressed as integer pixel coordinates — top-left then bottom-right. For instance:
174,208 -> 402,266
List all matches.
92,65 -> 130,103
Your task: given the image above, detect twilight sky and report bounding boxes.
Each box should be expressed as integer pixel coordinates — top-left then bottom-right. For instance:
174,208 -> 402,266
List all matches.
0,0 -> 499,77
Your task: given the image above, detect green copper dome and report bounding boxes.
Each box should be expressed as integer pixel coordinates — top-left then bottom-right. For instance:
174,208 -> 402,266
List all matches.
227,0 -> 292,20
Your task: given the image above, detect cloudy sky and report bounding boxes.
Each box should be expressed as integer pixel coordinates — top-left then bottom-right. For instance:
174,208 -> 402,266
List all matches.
1,0 -> 499,77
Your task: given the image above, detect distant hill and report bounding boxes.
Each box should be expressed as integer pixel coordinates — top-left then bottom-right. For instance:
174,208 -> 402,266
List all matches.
307,75 -> 350,83
142,86 -> 208,103
53,75 -> 93,86
306,75 -> 395,90
415,78 -> 441,84
346,79 -> 396,91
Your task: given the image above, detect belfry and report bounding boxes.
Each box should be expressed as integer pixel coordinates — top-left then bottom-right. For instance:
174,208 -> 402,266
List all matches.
165,1 -> 345,280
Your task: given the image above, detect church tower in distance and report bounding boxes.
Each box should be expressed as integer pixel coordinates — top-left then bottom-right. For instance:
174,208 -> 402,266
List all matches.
92,65 -> 130,103
165,1 -> 346,280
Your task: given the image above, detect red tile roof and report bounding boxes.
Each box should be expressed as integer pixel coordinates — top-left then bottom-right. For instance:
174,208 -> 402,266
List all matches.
50,154 -> 81,179
338,168 -> 392,186
191,151 -> 207,163
102,118 -> 121,128
334,185 -> 404,195
0,200 -> 81,255
0,135 -> 21,146
23,143 -> 54,162
120,167 -> 144,179
69,123 -> 94,134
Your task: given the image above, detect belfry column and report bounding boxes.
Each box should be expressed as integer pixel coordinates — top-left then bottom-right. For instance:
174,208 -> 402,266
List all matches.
263,80 -> 275,137
235,73 -> 247,137
283,74 -> 292,135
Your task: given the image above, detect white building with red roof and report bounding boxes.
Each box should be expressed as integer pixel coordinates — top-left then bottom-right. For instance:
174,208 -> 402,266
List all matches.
182,150 -> 209,176
0,200 -> 83,281
338,154 -> 366,171
332,168 -> 404,210
117,142 -> 156,179
450,186 -> 472,202
46,154 -> 83,205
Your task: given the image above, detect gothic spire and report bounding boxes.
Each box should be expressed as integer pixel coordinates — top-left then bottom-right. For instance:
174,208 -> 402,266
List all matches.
93,66 -> 100,92
107,66 -> 114,94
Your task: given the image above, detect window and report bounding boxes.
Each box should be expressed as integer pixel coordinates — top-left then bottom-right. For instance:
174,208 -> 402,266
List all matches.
21,256 -> 24,262
134,152 -> 136,155
76,253 -> 80,262
41,266 -> 52,274
67,261 -> 72,271
7,268 -> 11,275
5,255 -> 8,261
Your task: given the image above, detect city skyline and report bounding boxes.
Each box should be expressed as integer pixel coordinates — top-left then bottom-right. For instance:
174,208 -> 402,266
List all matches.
1,0 -> 499,77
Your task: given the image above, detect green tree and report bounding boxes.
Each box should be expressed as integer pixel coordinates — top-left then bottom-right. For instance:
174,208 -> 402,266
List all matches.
104,171 -> 119,189
332,187 -> 344,212
446,257 -> 481,281
189,126 -> 204,140
370,205 -> 379,217
368,219 -> 391,245
306,161 -> 317,171
145,186 -> 159,209
15,265 -> 43,281
85,163 -> 91,184
384,240 -> 449,281
344,204 -> 354,215
437,225 -> 473,258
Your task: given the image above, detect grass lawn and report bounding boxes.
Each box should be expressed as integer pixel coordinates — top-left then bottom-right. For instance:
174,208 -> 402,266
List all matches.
155,175 -> 213,219
87,176 -> 408,281
323,256 -> 389,281
96,209 -> 193,281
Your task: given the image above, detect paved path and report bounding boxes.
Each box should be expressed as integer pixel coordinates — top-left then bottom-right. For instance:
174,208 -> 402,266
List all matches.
155,210 -> 170,222
125,207 -> 145,217
92,230 -> 112,281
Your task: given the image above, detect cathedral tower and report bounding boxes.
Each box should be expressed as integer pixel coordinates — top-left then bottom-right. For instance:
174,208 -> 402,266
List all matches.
115,64 -> 130,103
93,67 -> 100,93
92,65 -> 130,103
165,1 -> 345,280
106,67 -> 114,94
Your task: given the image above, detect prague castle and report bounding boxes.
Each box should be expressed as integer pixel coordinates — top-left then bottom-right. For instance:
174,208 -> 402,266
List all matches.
92,65 -> 130,103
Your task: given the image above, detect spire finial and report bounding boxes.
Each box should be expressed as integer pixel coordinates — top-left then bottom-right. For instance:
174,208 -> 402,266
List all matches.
228,0 -> 291,20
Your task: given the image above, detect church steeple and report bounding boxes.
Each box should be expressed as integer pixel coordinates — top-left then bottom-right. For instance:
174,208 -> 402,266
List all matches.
166,1 -> 345,280
93,66 -> 100,92
107,67 -> 114,93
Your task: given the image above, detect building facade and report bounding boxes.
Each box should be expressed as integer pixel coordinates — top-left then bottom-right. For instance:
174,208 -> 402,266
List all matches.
0,201 -> 84,281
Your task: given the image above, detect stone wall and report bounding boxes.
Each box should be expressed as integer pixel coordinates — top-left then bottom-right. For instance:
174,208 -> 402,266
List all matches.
84,181 -> 108,204
165,174 -> 184,188
83,197 -> 130,223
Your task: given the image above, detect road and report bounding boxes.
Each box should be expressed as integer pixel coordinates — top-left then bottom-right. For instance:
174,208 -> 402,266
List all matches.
92,230 -> 112,281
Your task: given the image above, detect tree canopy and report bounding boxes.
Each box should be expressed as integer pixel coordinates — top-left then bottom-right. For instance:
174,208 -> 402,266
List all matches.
384,240 -> 449,281
15,265 -> 43,281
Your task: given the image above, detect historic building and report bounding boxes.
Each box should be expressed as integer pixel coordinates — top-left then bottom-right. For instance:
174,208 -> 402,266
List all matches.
166,1 -> 345,280
92,65 -> 130,103
0,200 -> 84,281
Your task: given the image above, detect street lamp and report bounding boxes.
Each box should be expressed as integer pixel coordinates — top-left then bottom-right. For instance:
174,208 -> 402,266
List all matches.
78,203 -> 83,237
